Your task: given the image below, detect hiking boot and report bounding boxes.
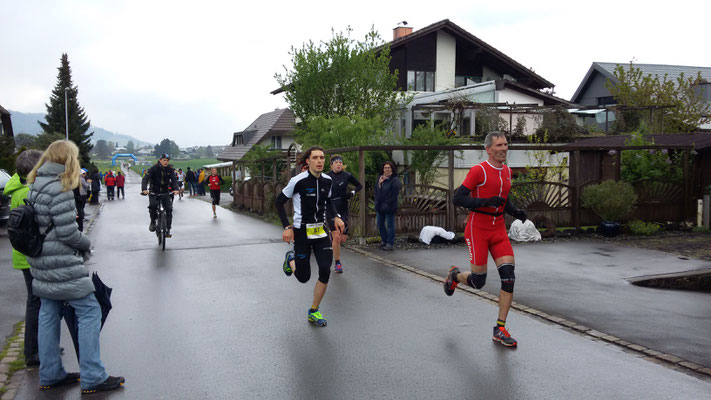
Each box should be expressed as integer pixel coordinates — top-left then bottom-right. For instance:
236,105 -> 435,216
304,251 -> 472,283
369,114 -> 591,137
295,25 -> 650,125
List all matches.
492,326 -> 518,347
334,261 -> 343,273
148,221 -> 156,232
308,309 -> 327,327
81,376 -> 125,394
39,372 -> 80,390
443,266 -> 460,296
283,251 -> 295,276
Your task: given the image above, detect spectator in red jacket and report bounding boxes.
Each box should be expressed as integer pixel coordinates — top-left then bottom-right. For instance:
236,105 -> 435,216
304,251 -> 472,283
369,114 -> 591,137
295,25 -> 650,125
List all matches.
104,171 -> 116,200
115,172 -> 125,199
207,168 -> 224,218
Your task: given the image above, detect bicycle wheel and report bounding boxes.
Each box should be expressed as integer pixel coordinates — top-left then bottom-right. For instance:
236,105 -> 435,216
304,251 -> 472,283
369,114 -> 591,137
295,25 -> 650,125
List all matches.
161,229 -> 166,251
156,214 -> 163,246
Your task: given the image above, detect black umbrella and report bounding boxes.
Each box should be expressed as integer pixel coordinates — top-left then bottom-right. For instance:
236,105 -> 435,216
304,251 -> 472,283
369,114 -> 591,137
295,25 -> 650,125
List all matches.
62,272 -> 113,360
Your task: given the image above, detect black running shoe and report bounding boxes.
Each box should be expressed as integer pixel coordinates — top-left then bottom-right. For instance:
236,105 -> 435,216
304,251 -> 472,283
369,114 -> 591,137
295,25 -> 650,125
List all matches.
443,266 -> 460,296
39,372 -> 80,390
149,221 -> 156,232
81,376 -> 125,394
492,326 -> 518,347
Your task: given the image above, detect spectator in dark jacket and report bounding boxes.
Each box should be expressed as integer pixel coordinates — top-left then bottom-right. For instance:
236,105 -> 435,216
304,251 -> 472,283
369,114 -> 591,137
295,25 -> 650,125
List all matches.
374,161 -> 401,250
185,167 -> 196,196
89,169 -> 101,204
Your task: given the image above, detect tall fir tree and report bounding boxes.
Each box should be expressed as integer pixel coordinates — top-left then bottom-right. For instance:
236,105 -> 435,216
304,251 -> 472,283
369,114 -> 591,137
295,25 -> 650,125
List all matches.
39,53 -> 93,165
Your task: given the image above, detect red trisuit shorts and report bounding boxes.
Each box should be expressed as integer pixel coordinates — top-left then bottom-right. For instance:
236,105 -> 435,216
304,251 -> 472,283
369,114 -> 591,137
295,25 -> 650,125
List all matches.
464,219 -> 514,266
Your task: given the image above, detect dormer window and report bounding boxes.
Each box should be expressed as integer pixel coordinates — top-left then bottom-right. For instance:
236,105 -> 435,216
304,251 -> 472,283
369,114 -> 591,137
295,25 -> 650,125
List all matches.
233,133 -> 244,146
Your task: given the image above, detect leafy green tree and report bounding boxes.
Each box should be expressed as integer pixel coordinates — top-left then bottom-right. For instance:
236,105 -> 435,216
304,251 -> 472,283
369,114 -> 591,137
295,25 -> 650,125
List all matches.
242,144 -> 282,177
39,53 -> 93,165
126,140 -> 135,153
606,62 -> 711,133
205,145 -> 214,157
275,27 -> 403,124
399,125 -> 455,186
153,138 -> 180,158
620,132 -> 684,183
34,132 -> 65,150
94,140 -> 111,159
0,136 -> 17,173
13,133 -> 37,149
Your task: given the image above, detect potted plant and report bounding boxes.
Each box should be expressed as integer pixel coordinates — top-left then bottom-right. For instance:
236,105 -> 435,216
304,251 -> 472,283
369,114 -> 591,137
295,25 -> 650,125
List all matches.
581,180 -> 638,237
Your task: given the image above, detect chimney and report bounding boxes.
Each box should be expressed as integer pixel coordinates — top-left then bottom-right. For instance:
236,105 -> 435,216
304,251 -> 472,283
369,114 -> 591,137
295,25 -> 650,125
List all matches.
393,24 -> 412,40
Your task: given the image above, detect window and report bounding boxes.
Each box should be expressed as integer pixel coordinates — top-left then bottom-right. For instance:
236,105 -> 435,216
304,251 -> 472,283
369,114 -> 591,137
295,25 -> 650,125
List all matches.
455,76 -> 482,88
271,136 -> 282,150
597,96 -> 615,106
407,70 -> 435,91
233,134 -> 243,146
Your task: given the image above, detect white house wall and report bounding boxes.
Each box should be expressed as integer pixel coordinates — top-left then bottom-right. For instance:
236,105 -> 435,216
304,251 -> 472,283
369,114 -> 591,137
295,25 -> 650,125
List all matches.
435,31 -> 456,91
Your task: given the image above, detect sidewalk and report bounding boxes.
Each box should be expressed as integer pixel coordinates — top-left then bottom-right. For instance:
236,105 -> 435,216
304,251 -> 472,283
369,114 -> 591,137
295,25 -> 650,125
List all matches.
0,201 -> 103,399
350,238 -> 711,372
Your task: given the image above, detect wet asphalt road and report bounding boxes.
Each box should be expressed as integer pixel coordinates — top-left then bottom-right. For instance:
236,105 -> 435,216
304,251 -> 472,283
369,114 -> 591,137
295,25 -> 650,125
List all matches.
378,240 -> 711,367
11,174 -> 711,399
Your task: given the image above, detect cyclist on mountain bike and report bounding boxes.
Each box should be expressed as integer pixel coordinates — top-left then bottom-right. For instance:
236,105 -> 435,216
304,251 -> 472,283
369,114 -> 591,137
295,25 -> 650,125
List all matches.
141,154 -> 179,237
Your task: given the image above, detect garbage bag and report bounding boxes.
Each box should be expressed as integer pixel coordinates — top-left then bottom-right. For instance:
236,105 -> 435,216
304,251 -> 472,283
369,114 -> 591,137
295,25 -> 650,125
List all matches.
508,219 -> 541,242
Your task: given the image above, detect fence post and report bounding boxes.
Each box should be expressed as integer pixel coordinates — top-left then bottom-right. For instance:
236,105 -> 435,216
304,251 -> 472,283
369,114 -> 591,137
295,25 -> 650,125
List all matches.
359,148 -> 366,245
683,149 -> 689,222
261,161 -> 266,213
615,148 -> 621,181
574,150 -> 581,230
272,159 -> 277,181
447,150 -> 454,231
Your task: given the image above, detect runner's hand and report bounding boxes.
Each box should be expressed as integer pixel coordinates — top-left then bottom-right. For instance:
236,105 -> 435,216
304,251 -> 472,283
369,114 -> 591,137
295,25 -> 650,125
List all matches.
282,228 -> 294,243
481,196 -> 505,208
142,190 -> 149,195
334,217 -> 345,234
512,208 -> 527,222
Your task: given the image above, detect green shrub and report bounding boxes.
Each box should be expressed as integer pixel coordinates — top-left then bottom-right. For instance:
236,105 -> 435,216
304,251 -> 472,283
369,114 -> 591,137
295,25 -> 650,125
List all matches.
581,180 -> 638,221
628,219 -> 660,235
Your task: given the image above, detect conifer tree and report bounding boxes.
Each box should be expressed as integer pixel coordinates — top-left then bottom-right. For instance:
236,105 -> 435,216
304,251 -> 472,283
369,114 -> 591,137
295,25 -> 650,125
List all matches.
39,53 -> 93,165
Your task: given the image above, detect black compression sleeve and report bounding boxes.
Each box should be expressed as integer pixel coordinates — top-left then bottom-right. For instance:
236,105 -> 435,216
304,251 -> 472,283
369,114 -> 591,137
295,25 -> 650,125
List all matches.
348,174 -> 363,193
452,185 -> 487,210
504,197 -> 518,215
275,192 -> 291,228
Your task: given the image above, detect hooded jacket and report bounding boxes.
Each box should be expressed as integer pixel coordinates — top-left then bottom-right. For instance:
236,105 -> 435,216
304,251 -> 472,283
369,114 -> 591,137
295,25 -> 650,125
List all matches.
5,174 -> 31,270
27,162 -> 94,300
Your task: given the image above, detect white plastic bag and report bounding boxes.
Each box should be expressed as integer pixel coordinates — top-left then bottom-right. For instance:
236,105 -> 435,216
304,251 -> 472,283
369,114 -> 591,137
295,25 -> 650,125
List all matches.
508,220 -> 541,242
419,226 -> 456,245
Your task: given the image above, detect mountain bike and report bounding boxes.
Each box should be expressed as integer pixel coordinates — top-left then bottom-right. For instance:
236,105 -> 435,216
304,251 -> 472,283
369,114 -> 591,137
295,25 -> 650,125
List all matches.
142,192 -> 171,250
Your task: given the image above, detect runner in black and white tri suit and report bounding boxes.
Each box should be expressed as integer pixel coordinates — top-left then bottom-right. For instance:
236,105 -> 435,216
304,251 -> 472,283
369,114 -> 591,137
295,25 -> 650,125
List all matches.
325,154 -> 362,273
275,146 -> 344,327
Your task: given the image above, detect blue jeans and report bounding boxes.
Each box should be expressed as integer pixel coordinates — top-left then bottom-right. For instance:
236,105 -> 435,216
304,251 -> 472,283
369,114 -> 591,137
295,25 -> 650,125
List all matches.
376,212 -> 396,246
39,294 -> 108,389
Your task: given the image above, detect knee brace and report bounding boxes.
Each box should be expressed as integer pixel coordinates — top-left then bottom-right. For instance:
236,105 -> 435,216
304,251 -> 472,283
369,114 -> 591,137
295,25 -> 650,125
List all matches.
466,272 -> 487,289
497,263 -> 515,293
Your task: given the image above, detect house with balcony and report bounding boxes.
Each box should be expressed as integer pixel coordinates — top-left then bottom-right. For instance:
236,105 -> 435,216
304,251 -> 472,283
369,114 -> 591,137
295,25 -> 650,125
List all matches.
386,19 -> 570,139
217,108 -> 296,165
570,62 -> 711,130
0,104 -> 14,138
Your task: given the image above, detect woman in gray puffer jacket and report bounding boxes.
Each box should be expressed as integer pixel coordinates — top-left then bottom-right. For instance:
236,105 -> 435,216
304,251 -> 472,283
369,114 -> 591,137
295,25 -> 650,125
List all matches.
27,140 -> 124,394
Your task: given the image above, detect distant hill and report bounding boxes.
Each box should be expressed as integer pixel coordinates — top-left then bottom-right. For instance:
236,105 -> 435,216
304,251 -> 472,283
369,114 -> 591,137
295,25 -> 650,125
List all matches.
8,110 -> 152,147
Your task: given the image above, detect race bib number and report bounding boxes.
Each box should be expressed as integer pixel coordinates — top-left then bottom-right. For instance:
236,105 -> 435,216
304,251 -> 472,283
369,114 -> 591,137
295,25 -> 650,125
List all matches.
306,223 -> 327,239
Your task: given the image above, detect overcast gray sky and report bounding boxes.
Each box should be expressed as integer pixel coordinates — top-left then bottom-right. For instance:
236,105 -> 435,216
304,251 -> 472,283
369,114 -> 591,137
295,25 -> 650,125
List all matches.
2,0 -> 709,146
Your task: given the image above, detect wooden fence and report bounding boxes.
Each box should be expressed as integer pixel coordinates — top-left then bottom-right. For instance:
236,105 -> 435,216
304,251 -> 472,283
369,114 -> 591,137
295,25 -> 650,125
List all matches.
229,144 -> 693,240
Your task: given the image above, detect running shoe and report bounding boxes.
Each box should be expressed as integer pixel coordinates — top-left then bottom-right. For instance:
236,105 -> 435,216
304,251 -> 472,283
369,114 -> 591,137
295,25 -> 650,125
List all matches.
443,266 -> 461,296
39,372 -> 80,390
165,230 -> 172,238
308,309 -> 327,327
148,221 -> 156,232
334,261 -> 343,273
283,251 -> 294,276
492,326 -> 518,347
81,376 -> 125,394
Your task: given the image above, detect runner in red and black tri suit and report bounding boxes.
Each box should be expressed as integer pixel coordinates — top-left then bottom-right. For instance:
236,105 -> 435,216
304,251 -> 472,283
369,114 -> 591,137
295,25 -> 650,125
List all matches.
443,131 -> 528,347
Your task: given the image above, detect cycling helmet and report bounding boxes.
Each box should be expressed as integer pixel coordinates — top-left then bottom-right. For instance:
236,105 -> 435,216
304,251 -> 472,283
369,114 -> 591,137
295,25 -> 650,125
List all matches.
81,168 -> 88,174
160,153 -> 171,160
